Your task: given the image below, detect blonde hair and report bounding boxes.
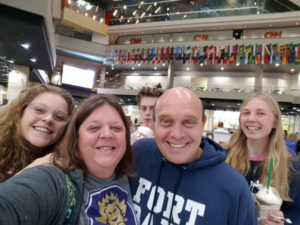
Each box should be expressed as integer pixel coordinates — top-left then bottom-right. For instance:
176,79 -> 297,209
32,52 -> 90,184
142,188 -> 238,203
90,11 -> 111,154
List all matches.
0,84 -> 74,181
226,93 -> 291,201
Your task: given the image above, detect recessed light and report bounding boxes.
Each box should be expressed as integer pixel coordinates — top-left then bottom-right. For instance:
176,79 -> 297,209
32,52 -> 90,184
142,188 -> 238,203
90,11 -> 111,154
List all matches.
30,58 -> 37,62
20,43 -> 30,49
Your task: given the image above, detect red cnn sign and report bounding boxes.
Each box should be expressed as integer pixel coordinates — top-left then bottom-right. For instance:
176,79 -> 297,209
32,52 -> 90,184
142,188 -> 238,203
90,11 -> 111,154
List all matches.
264,32 -> 282,39
130,38 -> 142,44
194,35 -> 208,41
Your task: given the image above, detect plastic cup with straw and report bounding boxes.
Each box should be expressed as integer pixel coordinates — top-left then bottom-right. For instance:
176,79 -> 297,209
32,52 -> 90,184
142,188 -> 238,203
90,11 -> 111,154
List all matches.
267,157 -> 273,194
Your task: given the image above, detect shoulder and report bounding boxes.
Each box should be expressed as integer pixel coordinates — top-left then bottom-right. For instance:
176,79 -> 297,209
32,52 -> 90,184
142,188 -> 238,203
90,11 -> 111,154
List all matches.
132,138 -> 158,151
14,166 -> 67,187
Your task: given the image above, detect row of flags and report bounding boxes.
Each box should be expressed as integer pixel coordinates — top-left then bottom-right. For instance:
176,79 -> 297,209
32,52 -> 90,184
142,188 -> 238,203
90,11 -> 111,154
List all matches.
111,43 -> 300,65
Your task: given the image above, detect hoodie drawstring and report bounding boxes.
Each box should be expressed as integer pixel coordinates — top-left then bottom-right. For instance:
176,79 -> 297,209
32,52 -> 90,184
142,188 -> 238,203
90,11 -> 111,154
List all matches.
148,157 -> 184,225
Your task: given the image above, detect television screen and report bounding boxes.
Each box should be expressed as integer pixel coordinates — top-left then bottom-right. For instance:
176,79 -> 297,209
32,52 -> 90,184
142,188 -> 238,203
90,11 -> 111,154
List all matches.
62,64 -> 95,89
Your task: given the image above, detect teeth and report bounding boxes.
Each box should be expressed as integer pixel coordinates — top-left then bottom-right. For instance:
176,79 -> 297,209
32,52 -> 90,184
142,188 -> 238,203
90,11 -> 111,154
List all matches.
248,127 -> 258,130
170,143 -> 185,148
34,127 -> 51,134
96,147 -> 114,151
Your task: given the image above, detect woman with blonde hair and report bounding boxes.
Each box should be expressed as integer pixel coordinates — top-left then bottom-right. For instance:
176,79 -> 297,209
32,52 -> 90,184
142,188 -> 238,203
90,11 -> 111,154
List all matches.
226,92 -> 300,224
0,84 -> 74,181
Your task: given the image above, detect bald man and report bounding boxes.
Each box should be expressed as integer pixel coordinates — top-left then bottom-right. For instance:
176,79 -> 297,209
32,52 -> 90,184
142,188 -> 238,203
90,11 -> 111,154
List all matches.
129,87 -> 257,225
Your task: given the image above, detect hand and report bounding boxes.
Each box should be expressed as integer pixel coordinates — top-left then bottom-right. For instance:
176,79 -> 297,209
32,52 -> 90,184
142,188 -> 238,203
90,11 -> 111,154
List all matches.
15,153 -> 54,175
259,211 -> 285,225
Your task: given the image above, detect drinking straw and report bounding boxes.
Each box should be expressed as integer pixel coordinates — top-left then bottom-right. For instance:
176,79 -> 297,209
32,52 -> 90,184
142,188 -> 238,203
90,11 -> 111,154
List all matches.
267,157 -> 274,194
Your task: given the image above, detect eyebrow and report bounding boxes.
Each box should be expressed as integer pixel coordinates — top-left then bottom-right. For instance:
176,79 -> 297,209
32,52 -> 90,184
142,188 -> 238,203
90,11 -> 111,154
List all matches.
158,114 -> 199,121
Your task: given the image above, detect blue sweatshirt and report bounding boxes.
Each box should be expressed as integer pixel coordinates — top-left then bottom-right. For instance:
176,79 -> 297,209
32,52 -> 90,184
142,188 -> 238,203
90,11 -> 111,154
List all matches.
130,137 -> 257,225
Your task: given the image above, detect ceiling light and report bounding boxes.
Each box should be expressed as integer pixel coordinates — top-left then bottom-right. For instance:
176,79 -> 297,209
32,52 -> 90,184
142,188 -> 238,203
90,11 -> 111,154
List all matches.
20,43 -> 30,49
123,5 -> 127,9
113,10 -> 118,16
186,67 -> 190,71
167,7 -> 170,11
7,59 -> 14,63
30,58 -> 37,62
200,63 -> 204,67
275,63 -> 279,67
146,5 -> 152,11
155,6 -> 161,14
154,2 -> 157,6
85,4 -> 92,10
254,2 -> 257,5
236,62 -> 240,66
291,68 -> 295,72
221,67 -> 224,70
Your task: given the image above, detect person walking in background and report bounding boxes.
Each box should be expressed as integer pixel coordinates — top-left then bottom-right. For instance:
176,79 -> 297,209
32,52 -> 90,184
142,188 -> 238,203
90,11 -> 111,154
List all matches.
131,87 -> 163,143
130,87 -> 257,225
285,133 -> 299,156
0,84 -> 74,182
0,94 -> 138,225
214,121 -> 229,133
226,93 -> 300,225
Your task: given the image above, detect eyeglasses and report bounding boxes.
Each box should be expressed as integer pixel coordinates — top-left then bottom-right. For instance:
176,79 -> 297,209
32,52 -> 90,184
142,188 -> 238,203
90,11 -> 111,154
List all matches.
27,103 -> 69,124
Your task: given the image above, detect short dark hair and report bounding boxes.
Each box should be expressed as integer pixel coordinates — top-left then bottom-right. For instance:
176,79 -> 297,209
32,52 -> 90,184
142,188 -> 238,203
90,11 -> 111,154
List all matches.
136,87 -> 164,107
53,94 -> 134,178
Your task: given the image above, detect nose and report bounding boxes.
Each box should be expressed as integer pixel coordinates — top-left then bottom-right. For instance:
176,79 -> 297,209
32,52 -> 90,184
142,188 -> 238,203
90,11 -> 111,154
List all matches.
247,112 -> 256,121
100,126 -> 113,139
42,112 -> 53,123
145,108 -> 152,115
170,124 -> 184,139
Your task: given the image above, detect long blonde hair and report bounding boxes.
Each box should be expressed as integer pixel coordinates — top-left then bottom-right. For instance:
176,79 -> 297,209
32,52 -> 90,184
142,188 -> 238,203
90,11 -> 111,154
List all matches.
226,93 -> 291,201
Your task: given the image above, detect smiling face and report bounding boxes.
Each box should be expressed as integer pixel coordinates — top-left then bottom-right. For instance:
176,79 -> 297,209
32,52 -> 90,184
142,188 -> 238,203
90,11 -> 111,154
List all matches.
154,88 -> 206,164
139,97 -> 158,130
20,92 -> 69,148
78,104 -> 127,178
240,98 -> 275,143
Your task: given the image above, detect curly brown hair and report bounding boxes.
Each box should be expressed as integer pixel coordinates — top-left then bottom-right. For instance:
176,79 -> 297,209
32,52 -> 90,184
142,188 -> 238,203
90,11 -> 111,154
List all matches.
53,94 -> 134,179
136,87 -> 164,108
0,84 -> 74,181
